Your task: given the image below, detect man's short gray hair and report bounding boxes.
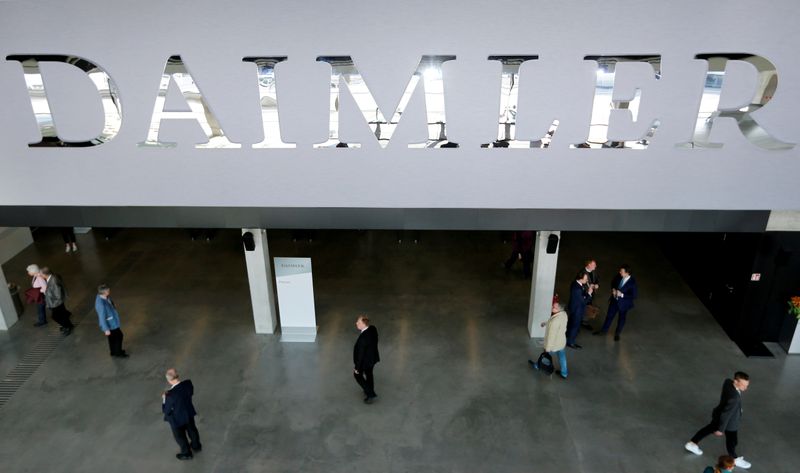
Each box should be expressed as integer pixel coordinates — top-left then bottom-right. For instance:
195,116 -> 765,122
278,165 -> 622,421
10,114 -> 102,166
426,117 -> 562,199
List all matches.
26,264 -> 40,274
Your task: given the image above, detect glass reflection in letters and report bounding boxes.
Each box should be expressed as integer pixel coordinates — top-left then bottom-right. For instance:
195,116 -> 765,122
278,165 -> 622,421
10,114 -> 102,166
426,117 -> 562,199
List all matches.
242,56 -> 294,148
678,54 -> 794,150
139,55 -> 240,149
6,54 -> 122,147
315,55 -> 458,148
572,55 -> 662,149
481,56 -> 558,149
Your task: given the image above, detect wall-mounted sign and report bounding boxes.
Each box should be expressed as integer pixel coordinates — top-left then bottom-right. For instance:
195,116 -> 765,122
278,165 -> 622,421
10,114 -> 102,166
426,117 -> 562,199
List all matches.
274,257 -> 317,342
0,0 -> 798,211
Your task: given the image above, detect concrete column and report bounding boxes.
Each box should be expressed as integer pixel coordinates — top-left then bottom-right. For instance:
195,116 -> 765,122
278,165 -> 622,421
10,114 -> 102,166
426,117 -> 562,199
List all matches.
242,229 -> 278,334
0,266 -> 19,330
527,231 -> 560,338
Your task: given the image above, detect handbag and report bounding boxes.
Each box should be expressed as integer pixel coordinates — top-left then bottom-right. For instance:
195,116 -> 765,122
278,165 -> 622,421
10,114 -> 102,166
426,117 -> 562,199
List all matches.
24,287 -> 44,304
584,304 -> 600,320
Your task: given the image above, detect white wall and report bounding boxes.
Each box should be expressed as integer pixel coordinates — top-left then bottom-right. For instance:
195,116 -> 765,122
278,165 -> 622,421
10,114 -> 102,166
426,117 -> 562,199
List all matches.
0,227 -> 33,264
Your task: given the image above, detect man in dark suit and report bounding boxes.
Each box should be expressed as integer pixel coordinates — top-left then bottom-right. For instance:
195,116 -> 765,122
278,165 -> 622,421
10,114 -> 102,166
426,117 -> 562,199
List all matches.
594,264 -> 637,341
162,368 -> 202,460
353,315 -> 380,404
566,272 -> 593,349
580,259 -> 600,329
685,372 -> 752,470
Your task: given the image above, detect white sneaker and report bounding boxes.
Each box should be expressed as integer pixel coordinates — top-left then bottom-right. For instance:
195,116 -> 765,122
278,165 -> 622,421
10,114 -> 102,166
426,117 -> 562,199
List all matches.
65,244 -> 71,253
684,442 -> 703,455
71,243 -> 78,252
734,457 -> 751,469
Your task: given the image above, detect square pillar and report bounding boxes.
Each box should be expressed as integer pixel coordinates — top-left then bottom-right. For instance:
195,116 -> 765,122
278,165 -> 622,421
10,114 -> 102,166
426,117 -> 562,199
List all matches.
0,266 -> 19,330
242,229 -> 278,334
528,231 -> 560,338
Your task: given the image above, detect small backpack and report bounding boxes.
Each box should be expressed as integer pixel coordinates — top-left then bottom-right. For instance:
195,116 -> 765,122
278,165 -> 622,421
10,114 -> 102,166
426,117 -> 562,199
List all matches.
536,351 -> 554,375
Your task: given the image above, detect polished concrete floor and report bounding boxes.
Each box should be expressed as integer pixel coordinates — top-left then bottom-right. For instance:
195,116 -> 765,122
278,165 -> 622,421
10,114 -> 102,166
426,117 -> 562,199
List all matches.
0,229 -> 798,473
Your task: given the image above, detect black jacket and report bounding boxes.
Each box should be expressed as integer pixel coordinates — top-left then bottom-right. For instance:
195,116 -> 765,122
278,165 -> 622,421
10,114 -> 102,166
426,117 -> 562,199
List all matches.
567,280 -> 592,317
162,380 -> 198,429
712,378 -> 743,432
353,325 -> 380,371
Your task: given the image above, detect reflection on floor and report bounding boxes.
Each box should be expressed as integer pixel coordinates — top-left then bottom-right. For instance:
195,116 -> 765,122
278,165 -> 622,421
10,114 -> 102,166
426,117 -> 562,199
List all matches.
0,229 -> 798,473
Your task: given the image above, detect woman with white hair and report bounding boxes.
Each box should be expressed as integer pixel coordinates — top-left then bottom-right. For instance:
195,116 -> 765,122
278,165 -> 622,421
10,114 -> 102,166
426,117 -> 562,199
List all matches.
26,264 -> 48,327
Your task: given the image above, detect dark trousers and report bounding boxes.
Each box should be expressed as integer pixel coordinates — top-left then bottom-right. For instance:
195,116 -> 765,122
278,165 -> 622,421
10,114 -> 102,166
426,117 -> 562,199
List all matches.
504,250 -> 533,277
600,302 -> 629,335
50,304 -> 74,329
107,328 -> 124,355
60,228 -> 76,244
36,302 -> 47,324
566,312 -> 582,345
354,366 -> 377,398
691,422 -> 738,457
170,418 -> 201,455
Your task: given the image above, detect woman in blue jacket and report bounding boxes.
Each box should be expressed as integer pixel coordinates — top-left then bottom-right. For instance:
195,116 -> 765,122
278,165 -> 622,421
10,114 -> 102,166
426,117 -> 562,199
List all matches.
96,284 -> 128,358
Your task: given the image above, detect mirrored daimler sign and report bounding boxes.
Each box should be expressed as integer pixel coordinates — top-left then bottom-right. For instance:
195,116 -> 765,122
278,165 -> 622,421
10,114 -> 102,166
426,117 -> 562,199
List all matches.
5,55 -> 122,147
678,54 -> 794,150
3,53 -> 796,152
315,55 -> 458,148
138,55 -> 241,149
242,57 -> 295,149
481,56 -> 555,149
571,55 -> 662,149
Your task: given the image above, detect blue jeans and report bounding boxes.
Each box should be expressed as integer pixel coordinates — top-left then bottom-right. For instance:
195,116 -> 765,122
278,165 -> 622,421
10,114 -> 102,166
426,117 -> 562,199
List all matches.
36,302 -> 47,324
535,349 -> 568,377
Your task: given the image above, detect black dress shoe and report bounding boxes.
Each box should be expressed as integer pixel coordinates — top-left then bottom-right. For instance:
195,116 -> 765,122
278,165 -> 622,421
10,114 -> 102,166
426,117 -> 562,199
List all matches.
176,453 -> 193,460
191,445 -> 202,453
33,322 -> 47,327
62,328 -> 72,336
112,352 -> 130,358
567,343 -> 582,349
364,396 -> 376,404
614,335 -> 620,342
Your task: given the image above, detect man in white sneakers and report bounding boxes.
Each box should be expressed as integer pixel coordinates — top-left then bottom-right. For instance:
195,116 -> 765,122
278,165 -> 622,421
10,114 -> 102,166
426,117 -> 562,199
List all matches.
684,371 -> 752,470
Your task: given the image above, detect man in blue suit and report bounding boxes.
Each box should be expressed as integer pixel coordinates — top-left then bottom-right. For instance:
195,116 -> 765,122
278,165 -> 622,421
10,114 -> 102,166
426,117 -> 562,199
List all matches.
95,284 -> 127,357
594,264 -> 638,341
566,272 -> 593,349
162,368 -> 202,460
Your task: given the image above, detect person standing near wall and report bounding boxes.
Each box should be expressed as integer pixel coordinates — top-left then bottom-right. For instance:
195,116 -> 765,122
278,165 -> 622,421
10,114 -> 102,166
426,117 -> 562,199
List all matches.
26,264 -> 48,327
685,372 -> 752,470
61,228 -> 78,253
95,284 -> 128,358
503,231 -> 534,278
41,267 -> 74,335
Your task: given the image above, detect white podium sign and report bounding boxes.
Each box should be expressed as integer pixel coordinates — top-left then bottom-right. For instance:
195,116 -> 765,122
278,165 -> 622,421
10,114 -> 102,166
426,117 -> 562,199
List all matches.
274,257 -> 317,342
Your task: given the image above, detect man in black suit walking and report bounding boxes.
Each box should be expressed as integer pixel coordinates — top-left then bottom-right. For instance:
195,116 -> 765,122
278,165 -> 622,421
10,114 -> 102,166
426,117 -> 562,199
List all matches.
685,372 -> 752,470
162,368 -> 202,460
353,315 -> 380,404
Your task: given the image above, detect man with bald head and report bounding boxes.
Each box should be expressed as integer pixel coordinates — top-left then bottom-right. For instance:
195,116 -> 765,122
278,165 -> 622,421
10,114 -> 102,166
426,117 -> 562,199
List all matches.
162,368 -> 201,460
